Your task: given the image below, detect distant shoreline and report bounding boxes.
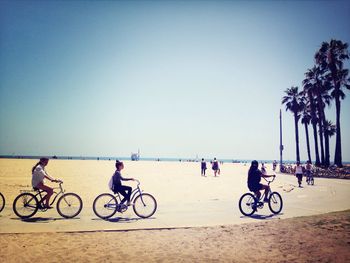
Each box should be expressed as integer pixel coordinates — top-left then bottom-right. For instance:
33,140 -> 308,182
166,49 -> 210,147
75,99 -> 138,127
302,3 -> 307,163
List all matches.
0,155 -> 349,164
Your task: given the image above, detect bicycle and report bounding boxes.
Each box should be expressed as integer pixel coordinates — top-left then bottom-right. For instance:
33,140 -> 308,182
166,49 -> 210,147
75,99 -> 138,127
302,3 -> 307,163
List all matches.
306,171 -> 314,185
13,181 -> 83,219
93,179 -> 157,219
238,176 -> 283,216
0,192 -> 5,213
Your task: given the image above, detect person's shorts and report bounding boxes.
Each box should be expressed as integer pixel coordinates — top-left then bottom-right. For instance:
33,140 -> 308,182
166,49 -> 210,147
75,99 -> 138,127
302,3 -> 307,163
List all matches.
248,183 -> 263,192
296,174 -> 303,180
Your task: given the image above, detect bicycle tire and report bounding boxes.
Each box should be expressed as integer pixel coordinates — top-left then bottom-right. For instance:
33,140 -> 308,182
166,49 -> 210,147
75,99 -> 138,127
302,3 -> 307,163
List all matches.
268,192 -> 283,214
133,193 -> 157,218
238,193 -> 257,216
13,192 -> 39,219
93,193 -> 118,219
0,192 -> 5,213
56,193 -> 83,218
311,177 -> 314,185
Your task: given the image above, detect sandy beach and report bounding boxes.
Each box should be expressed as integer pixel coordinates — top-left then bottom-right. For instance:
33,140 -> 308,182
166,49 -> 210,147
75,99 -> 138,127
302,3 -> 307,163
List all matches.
0,210 -> 349,262
1,159 -> 350,262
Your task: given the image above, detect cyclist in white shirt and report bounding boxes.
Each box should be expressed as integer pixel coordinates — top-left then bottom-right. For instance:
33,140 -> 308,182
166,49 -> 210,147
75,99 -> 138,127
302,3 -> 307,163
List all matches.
32,158 -> 60,209
294,161 -> 304,187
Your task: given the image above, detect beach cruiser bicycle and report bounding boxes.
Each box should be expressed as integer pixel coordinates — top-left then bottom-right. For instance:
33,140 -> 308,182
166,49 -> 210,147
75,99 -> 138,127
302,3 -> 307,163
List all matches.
93,179 -> 157,219
0,192 -> 5,213
238,176 -> 283,216
13,181 -> 83,219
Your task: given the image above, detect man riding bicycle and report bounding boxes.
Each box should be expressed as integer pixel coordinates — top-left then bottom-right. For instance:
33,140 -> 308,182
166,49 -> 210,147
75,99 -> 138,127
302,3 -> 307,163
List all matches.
247,160 -> 275,202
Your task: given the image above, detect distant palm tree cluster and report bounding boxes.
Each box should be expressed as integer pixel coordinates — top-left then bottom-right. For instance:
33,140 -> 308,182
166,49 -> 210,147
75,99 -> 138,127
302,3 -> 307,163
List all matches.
282,39 -> 349,168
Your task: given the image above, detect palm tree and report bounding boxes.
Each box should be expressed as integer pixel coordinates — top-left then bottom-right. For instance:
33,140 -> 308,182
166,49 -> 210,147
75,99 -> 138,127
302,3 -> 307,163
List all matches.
315,39 -> 350,167
300,97 -> 312,163
324,120 -> 336,137
324,120 -> 337,161
303,68 -> 321,166
282,86 -> 304,162
314,83 -> 332,166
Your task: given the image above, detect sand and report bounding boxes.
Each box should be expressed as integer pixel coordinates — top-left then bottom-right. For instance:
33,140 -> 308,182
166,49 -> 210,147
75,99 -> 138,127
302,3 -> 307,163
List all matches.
0,210 -> 349,262
1,159 -> 350,262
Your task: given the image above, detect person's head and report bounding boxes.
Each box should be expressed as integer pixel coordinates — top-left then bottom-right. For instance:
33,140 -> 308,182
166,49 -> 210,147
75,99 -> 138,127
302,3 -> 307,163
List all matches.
296,161 -> 300,165
251,160 -> 258,168
202,158 -> 204,161
115,160 -> 124,171
40,157 -> 49,166
32,157 -> 49,173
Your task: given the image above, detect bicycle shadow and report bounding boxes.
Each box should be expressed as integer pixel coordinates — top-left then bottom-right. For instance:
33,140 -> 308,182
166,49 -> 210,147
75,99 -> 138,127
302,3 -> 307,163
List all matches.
91,216 -> 156,223
240,213 -> 284,220
11,217 -> 81,223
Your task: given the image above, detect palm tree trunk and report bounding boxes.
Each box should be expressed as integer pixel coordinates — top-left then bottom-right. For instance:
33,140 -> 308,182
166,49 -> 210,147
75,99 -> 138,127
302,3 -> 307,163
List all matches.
322,112 -> 330,167
311,121 -> 320,166
304,122 -> 312,163
308,91 -> 320,166
334,94 -> 343,167
317,97 -> 325,166
294,113 -> 300,162
318,116 -> 325,166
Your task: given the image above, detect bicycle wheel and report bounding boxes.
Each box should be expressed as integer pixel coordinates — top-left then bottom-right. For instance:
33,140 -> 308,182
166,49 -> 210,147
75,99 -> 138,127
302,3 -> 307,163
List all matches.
133,193 -> 157,218
238,193 -> 257,216
0,192 -> 5,213
93,193 -> 118,219
268,192 -> 283,214
57,193 -> 83,218
311,177 -> 314,185
13,192 -> 39,219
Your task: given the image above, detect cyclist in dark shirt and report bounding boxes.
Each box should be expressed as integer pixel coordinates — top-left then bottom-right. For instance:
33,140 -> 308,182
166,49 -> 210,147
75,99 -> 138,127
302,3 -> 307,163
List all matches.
247,160 -> 275,202
113,160 -> 135,206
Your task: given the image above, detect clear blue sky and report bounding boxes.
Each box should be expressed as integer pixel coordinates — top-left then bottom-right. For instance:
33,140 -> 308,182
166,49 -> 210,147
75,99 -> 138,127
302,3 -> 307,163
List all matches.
1,0 -> 349,162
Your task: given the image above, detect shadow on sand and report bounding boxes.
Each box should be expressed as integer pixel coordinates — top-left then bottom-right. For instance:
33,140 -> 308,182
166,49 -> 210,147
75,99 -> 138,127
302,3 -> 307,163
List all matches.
248,213 -> 284,220
11,217 -> 81,223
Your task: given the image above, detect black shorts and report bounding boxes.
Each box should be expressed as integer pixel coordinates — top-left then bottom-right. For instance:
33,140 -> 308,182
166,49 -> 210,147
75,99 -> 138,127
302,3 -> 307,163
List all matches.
249,183 -> 263,192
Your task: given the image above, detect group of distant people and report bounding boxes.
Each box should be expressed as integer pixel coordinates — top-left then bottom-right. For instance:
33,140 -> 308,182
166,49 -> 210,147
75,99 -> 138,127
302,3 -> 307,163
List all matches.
200,158 -> 221,177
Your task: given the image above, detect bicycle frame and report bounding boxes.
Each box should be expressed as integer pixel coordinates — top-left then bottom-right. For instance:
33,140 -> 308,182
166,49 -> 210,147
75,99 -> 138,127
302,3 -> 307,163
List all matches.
21,182 -> 66,207
114,181 -> 143,204
253,177 -> 274,202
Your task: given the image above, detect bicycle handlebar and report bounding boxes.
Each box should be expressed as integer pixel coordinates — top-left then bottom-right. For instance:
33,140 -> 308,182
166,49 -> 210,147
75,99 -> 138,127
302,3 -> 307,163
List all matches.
263,174 -> 276,183
134,179 -> 140,186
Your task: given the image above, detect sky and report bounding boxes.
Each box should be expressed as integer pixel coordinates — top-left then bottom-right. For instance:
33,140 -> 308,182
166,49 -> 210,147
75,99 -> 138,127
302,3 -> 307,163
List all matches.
0,0 -> 349,162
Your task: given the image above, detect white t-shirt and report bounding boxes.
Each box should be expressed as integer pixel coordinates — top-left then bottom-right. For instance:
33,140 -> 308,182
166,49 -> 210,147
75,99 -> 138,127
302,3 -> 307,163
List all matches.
32,164 -> 47,188
295,165 -> 303,174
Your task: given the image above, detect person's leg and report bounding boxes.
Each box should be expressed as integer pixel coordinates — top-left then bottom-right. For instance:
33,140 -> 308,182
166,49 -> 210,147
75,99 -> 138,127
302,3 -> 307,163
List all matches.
117,185 -> 132,204
261,184 -> 270,201
36,182 -> 53,208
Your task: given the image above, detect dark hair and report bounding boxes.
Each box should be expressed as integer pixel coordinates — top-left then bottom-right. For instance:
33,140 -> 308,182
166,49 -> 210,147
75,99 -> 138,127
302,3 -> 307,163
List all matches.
115,160 -> 123,169
32,158 -> 49,173
248,160 -> 259,177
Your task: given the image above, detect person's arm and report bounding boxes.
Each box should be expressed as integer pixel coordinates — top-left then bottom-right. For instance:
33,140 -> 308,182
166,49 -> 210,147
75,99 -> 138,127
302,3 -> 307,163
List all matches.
261,173 -> 275,178
120,174 -> 135,181
39,166 -> 58,182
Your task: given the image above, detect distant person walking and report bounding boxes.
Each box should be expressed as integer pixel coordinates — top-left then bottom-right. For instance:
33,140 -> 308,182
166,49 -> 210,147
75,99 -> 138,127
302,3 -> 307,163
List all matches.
212,158 -> 220,177
294,161 -> 303,187
273,160 -> 277,171
201,158 -> 207,176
